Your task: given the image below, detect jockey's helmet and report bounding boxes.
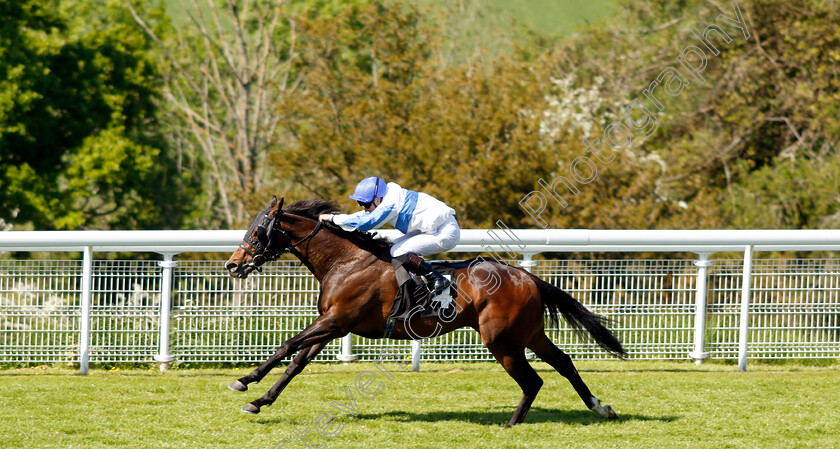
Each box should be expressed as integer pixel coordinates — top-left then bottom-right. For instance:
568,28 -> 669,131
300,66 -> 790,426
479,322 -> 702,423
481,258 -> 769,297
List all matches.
348,176 -> 388,204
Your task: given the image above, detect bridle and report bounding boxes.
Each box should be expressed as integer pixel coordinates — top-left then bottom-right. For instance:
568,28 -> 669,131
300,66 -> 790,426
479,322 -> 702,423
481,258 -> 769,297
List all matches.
239,207 -> 323,272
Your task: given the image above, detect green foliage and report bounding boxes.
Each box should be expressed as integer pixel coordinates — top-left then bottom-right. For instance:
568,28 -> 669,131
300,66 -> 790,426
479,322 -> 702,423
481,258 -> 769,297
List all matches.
3,0 -> 838,234
266,0 -> 840,233
278,1 -> 556,227
528,0 -> 840,231
59,126 -> 161,229
727,155 -> 840,229
0,0 -> 193,230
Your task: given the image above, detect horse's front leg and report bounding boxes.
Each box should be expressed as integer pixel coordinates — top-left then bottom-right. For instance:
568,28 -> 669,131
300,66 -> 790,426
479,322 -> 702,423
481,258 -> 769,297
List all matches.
228,315 -> 343,394
239,341 -> 328,414
228,341 -> 294,392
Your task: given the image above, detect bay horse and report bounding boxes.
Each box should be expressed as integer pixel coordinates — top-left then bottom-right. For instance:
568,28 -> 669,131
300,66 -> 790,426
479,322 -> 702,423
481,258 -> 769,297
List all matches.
224,197 -> 625,427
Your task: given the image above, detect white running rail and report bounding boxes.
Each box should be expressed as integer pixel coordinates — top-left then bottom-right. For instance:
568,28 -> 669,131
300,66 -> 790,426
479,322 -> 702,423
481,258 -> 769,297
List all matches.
1,229 -> 838,373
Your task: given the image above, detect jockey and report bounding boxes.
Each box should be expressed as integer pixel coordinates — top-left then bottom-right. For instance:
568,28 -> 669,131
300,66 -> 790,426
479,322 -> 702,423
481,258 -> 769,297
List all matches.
318,176 -> 460,295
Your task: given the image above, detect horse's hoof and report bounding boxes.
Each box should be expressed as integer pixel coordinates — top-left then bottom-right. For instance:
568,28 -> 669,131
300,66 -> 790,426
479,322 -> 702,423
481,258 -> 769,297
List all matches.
241,403 -> 260,414
590,398 -> 619,419
228,380 -> 248,392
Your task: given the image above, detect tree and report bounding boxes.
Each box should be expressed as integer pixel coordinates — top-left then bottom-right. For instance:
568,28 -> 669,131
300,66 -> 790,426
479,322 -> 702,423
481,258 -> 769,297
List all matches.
129,0 -> 309,228
0,0 -> 191,230
278,1 -> 557,228
531,0 -> 840,231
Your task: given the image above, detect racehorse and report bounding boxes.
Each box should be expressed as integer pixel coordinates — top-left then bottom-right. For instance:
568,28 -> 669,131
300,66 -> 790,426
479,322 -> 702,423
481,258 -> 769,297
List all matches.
224,196 -> 625,427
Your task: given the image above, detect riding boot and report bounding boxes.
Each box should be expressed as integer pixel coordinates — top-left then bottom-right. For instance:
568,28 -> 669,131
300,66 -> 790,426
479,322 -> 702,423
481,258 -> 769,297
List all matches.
416,260 -> 450,296
396,252 -> 450,296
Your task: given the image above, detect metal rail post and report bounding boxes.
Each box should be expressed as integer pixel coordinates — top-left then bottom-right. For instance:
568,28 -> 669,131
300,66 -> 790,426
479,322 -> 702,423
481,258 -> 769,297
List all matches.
411,339 -> 421,371
155,253 -> 177,371
79,246 -> 93,374
337,334 -> 357,363
518,253 -> 538,273
690,253 -> 712,364
738,245 -> 754,372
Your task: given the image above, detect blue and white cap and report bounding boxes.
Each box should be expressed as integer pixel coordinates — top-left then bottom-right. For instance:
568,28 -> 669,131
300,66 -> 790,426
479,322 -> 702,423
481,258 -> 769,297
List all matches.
348,177 -> 388,203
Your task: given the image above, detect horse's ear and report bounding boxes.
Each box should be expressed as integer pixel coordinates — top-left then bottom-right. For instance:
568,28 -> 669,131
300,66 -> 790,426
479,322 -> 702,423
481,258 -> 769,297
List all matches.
268,195 -> 284,215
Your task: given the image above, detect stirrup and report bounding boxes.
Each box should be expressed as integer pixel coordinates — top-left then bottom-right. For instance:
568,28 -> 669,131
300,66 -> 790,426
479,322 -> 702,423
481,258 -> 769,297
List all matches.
428,273 -> 450,296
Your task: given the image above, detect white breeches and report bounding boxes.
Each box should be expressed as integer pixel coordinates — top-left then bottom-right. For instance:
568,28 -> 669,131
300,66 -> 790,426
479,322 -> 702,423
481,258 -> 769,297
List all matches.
389,215 -> 460,258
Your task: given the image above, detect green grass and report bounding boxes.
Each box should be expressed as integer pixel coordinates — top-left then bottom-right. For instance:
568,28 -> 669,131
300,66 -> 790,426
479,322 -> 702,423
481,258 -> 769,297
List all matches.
401,0 -> 620,64
483,0 -> 618,36
407,0 -> 618,37
164,0 -> 619,38
2,361 -> 840,448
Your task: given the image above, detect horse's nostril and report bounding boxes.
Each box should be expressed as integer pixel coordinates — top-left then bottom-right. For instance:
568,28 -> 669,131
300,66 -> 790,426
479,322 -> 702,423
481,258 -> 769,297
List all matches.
225,263 -> 238,271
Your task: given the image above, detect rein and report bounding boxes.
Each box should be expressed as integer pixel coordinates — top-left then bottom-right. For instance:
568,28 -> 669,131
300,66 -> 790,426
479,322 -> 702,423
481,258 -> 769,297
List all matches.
240,211 -> 323,272
280,219 -> 324,254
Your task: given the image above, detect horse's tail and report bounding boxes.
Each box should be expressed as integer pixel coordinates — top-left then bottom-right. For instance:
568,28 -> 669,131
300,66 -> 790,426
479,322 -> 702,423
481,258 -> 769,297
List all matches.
537,279 -> 626,358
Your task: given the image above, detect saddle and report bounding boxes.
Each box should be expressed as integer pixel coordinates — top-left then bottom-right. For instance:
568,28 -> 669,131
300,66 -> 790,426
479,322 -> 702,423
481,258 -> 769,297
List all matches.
383,260 -> 476,339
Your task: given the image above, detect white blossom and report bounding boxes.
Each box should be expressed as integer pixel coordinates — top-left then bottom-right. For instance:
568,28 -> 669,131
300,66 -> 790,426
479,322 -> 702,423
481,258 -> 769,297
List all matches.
539,74 -> 618,141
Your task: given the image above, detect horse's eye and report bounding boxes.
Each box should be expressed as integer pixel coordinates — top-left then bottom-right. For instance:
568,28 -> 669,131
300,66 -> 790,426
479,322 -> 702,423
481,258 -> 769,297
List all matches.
255,226 -> 268,243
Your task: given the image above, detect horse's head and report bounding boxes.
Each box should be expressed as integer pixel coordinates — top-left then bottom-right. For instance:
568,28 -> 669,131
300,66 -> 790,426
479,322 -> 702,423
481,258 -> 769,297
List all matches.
226,196 -> 288,278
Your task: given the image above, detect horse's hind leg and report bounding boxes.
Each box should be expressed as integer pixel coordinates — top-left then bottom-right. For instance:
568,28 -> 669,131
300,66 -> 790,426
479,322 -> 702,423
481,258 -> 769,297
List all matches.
528,333 -> 618,419
488,345 -> 544,427
241,341 -> 327,414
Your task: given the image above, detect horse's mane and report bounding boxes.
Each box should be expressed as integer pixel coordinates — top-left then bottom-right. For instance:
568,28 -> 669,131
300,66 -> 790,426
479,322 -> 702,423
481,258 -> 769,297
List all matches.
284,199 -> 341,220
284,199 -> 392,255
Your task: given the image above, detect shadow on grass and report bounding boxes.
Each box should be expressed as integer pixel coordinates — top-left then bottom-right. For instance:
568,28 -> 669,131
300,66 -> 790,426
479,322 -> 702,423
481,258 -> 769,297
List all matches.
356,407 -> 678,426
254,407 -> 678,427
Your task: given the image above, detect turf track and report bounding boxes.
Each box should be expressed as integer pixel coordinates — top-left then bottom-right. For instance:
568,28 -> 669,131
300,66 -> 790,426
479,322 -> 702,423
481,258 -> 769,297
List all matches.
2,361 -> 839,448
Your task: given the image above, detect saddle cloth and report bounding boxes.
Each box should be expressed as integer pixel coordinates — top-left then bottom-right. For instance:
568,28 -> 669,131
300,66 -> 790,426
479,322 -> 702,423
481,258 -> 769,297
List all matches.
383,259 -> 482,338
